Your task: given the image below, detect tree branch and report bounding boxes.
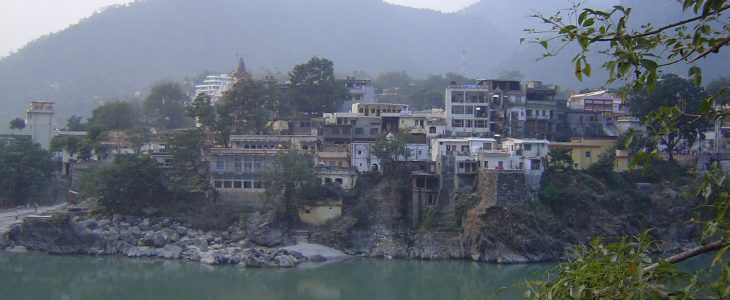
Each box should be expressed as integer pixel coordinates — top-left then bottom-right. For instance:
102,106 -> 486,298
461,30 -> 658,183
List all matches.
644,240 -> 727,272
593,5 -> 730,42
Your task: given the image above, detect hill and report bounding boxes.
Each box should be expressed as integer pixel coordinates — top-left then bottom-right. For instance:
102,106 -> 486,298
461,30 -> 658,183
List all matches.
0,0 -> 509,124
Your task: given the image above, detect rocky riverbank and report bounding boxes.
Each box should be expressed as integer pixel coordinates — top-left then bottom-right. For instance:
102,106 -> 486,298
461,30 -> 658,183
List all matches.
0,213 -> 335,268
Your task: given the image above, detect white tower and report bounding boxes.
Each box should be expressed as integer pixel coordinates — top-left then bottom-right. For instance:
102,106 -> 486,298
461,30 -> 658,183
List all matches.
25,101 -> 55,150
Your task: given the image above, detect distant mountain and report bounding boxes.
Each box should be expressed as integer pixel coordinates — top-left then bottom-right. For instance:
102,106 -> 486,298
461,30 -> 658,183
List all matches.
0,0 -> 727,127
0,0 -> 510,124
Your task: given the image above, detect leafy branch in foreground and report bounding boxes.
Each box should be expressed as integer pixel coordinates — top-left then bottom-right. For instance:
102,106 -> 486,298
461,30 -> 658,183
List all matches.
523,0 -> 730,298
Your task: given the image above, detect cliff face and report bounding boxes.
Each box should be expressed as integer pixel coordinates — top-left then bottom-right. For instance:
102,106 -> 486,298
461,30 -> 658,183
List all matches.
313,168 -> 702,263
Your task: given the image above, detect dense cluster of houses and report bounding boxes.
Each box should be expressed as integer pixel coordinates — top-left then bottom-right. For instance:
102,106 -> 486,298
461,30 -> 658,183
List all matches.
11,59 -> 729,227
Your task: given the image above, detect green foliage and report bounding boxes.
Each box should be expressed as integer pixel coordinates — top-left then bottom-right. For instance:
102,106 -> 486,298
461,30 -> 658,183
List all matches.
8,118 -> 25,130
631,74 -> 711,161
286,57 -> 349,113
124,127 -> 152,154
50,136 -> 92,160
186,93 -> 216,128
525,233 -> 692,299
527,1 -> 730,297
144,81 -> 191,129
455,194 -> 480,228
547,147 -> 574,170
264,151 -> 320,223
87,101 -> 138,131
80,155 -> 167,214
168,129 -> 210,195
65,115 -> 85,131
706,76 -> 730,105
526,1 -> 729,93
370,131 -> 414,176
0,139 -> 55,206
218,78 -> 287,137
49,212 -> 71,226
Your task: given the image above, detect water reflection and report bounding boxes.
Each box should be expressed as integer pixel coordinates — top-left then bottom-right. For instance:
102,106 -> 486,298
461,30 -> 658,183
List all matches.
0,253 -> 553,300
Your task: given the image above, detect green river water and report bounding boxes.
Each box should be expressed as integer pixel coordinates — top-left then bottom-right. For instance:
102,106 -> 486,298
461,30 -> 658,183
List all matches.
0,252 -> 552,300
0,252 -> 715,300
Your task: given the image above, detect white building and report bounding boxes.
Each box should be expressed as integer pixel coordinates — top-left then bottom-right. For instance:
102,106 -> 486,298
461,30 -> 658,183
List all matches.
338,78 -> 376,112
194,74 -> 233,102
351,142 -> 430,173
25,101 -> 55,150
444,83 -> 491,136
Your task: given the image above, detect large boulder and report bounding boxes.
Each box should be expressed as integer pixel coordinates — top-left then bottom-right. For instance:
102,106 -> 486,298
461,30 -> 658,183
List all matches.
155,244 -> 183,259
246,213 -> 283,247
6,216 -> 103,255
411,232 -> 466,260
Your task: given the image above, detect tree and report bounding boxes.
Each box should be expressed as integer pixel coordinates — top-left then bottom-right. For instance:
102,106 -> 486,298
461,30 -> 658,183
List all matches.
8,118 -> 25,130
525,0 -> 730,297
631,73 -> 711,161
546,147 -> 574,170
186,93 -> 216,128
706,76 -> 730,105
65,115 -> 85,131
264,151 -> 320,224
80,155 -> 166,214
370,131 -> 414,176
218,78 -> 288,138
0,138 -> 54,206
144,81 -> 191,129
87,101 -> 138,131
124,127 -> 152,154
286,57 -> 348,113
168,129 -> 213,197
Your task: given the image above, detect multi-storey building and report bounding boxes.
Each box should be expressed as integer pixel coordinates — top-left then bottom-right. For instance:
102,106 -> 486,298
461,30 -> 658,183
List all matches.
25,101 -> 55,150
207,135 -> 318,207
444,83 -> 491,137
337,77 -> 376,112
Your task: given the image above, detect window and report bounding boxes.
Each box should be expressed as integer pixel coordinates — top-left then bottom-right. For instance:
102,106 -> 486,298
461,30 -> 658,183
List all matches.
233,181 -> 242,189
464,120 -> 473,128
523,144 -> 532,151
216,160 -> 225,170
585,151 -> 591,158
498,161 -> 504,168
464,106 -> 474,115
531,159 -> 540,170
223,181 -> 232,188
526,110 -> 532,117
214,180 -> 223,188
452,119 -> 464,128
244,181 -> 252,189
234,157 -> 242,171
370,128 -> 379,135
452,105 -> 465,114
461,145 -> 469,153
325,178 -> 332,183
484,161 -> 488,168
335,178 -> 343,185
429,126 -> 437,134
357,150 -> 362,155
475,120 -> 488,128
355,128 -> 364,135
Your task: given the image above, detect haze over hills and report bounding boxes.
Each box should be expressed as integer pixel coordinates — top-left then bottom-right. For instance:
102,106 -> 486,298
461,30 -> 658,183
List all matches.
0,0 -> 727,125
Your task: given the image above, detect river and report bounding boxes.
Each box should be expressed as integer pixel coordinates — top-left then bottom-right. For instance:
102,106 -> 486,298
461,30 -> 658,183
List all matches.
0,252 -> 552,299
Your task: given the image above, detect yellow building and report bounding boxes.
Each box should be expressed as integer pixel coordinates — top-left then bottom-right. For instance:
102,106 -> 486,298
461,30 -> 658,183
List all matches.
549,137 -> 618,170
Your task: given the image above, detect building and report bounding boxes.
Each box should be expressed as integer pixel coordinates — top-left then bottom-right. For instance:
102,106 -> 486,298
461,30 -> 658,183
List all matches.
194,74 -> 233,101
548,137 -> 619,170
444,83 -> 491,137
524,81 -> 559,139
25,101 -> 55,150
352,103 -> 408,117
315,166 -> 358,190
208,135 -> 318,208
337,77 -> 376,112
350,141 -> 429,173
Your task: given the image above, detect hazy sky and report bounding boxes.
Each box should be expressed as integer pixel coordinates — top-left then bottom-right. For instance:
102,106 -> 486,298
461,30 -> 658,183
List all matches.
0,0 -> 478,58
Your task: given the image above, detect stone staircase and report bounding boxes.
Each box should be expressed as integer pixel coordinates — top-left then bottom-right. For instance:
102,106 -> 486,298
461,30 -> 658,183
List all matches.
290,229 -> 311,243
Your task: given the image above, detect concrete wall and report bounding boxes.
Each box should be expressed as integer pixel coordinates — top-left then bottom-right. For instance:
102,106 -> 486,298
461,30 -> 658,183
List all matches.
477,170 -> 527,207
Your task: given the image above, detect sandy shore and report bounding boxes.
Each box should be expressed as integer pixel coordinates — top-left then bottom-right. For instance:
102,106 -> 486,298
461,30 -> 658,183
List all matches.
282,242 -> 347,259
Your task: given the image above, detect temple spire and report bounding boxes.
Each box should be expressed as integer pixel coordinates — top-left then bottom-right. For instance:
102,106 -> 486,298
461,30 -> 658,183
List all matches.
233,56 -> 251,80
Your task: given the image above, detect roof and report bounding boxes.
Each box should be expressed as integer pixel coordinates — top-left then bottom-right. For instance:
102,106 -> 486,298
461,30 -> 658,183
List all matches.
504,138 -> 549,144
